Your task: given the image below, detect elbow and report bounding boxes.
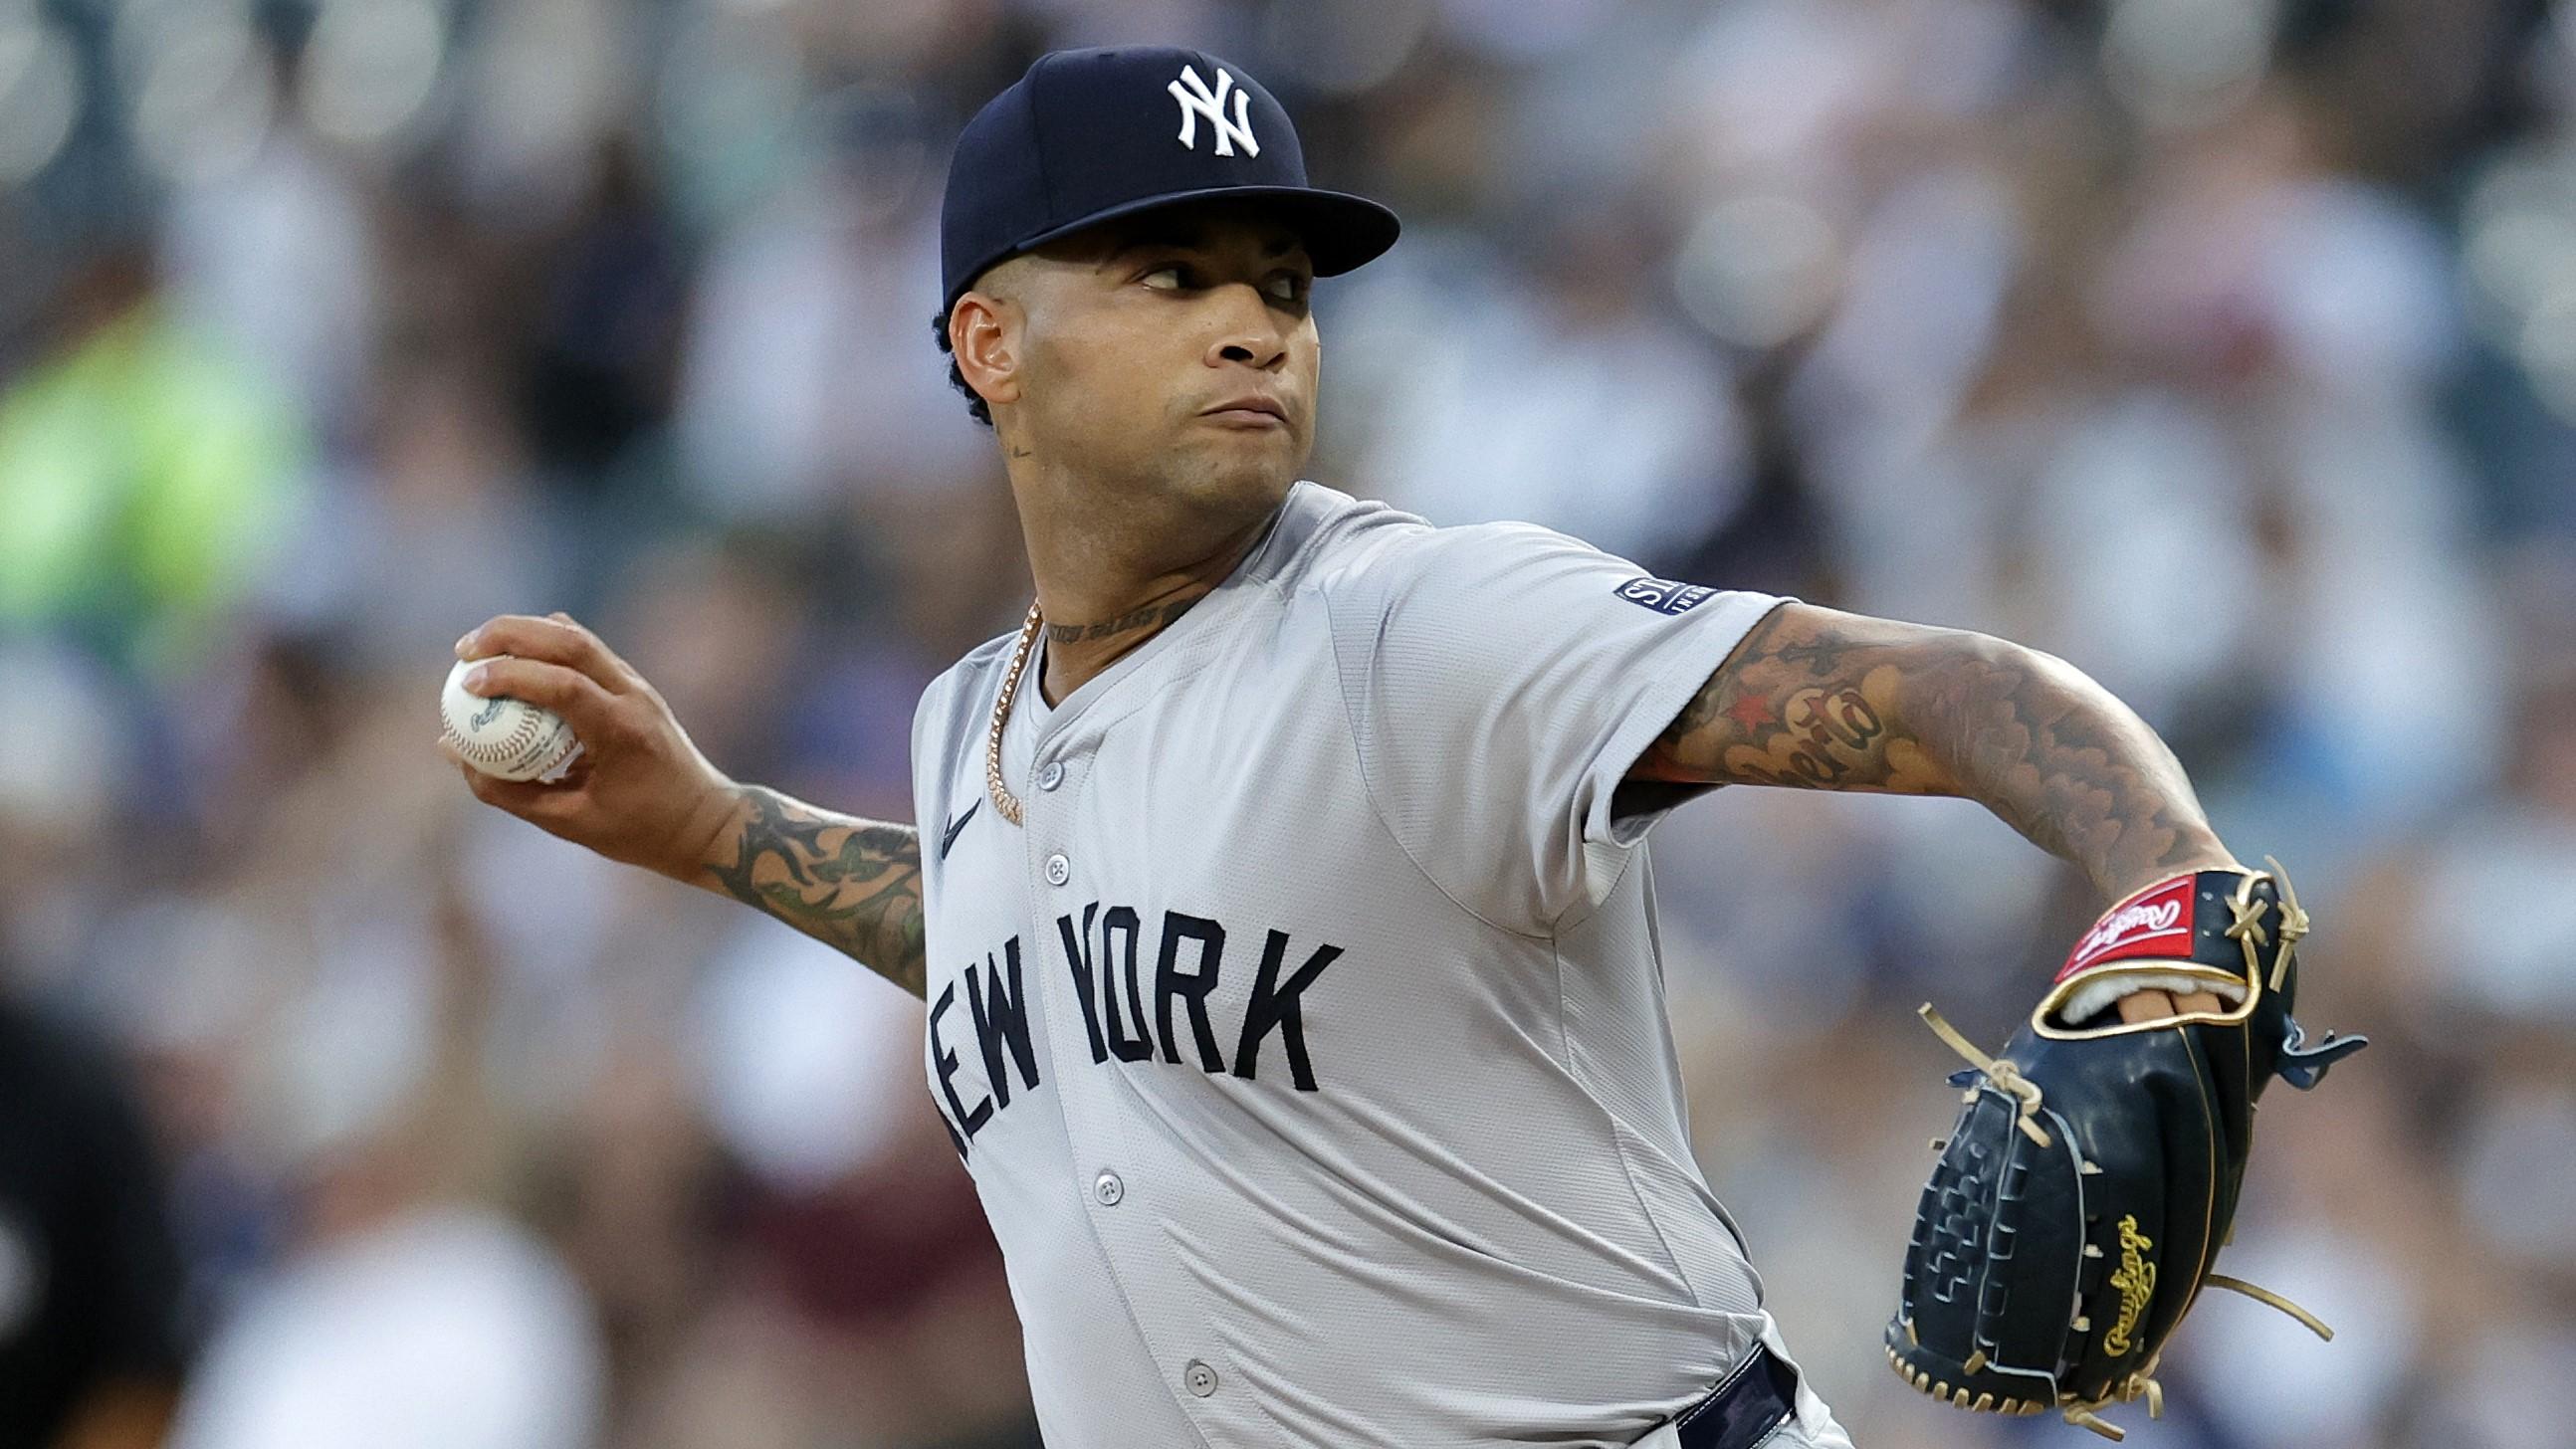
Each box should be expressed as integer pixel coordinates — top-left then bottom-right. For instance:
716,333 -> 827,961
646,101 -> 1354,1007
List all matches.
1965,632 -> 2092,696
1888,630 -> 2095,783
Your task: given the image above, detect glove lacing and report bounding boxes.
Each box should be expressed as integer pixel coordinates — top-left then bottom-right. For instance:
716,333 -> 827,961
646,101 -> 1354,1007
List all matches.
1916,1004 -> 2052,1147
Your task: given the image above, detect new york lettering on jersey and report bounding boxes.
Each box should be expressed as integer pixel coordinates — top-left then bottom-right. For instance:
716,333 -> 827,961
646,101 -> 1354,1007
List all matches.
929,907 -> 1343,1149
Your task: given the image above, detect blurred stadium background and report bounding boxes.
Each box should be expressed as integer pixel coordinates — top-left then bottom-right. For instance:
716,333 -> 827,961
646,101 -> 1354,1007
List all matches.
1,0 -> 2572,1445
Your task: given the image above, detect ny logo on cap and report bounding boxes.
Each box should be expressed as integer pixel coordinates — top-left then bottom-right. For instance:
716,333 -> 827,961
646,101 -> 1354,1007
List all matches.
1168,64 -> 1259,158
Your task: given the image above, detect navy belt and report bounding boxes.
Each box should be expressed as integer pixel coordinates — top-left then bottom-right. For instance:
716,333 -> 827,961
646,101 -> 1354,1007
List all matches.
1670,1343 -> 1799,1449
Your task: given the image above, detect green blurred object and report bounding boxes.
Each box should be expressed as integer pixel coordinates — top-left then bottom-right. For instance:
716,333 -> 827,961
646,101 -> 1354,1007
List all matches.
0,303 -> 308,673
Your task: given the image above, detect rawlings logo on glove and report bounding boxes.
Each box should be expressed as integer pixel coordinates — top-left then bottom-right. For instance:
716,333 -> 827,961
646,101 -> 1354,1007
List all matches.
2100,1217 -> 2156,1358
2057,877 -> 2195,979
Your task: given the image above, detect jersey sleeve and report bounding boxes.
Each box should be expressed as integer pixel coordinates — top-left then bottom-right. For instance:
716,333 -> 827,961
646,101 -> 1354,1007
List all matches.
1326,520 -> 1787,932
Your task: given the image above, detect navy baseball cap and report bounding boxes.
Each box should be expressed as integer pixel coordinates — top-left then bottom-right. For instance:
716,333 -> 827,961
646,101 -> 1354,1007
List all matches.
939,47 -> 1401,313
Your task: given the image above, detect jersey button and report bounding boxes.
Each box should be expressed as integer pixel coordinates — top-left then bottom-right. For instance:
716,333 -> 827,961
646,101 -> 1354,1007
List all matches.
1044,853 -> 1071,886
1037,760 -> 1065,791
1092,1171 -> 1124,1206
1182,1360 -> 1218,1397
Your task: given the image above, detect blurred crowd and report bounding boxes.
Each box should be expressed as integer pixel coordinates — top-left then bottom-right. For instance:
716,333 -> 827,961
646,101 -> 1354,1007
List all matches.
1,0 -> 2571,1445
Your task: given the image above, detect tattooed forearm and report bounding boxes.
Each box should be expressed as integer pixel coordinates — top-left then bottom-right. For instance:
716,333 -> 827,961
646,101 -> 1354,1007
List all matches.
696,785 -> 929,997
1633,603 -> 2237,901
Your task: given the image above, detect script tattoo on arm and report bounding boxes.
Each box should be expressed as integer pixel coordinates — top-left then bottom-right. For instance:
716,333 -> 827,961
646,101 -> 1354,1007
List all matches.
698,786 -> 929,997
1631,603 -> 2236,901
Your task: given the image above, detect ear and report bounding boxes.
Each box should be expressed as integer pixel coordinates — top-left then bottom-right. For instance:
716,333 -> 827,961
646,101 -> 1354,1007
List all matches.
950,291 -> 1023,412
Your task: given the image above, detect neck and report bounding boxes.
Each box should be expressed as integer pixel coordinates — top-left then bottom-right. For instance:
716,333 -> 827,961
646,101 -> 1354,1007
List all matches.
1004,443 -> 1287,705
1033,569 -> 1228,705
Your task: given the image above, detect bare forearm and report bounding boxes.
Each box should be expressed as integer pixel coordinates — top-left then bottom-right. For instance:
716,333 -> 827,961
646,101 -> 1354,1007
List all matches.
1635,604 -> 2235,901
692,785 -> 929,997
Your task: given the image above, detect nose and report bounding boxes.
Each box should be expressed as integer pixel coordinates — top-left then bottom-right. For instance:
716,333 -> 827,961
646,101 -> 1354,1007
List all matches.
1202,284 -> 1289,371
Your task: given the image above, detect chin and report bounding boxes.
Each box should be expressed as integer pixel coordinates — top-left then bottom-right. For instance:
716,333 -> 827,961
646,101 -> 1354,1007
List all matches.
1177,447 -> 1300,509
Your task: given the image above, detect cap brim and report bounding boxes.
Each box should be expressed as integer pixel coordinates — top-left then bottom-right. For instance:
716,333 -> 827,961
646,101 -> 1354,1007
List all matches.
949,185 -> 1400,310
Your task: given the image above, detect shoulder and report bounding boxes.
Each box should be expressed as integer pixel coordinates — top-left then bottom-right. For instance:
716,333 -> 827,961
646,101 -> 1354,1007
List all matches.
918,627 -> 1019,704
910,628 -> 1021,760
1258,483 -> 1422,598
1277,485 -> 1593,610
1292,512 -> 1612,631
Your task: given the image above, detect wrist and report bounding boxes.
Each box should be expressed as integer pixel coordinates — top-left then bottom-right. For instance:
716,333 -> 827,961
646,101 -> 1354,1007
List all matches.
2097,845 -> 2241,908
671,778 -> 749,885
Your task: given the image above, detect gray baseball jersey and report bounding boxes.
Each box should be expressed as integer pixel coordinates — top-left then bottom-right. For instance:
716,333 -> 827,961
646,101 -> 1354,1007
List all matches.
911,483 -> 1853,1448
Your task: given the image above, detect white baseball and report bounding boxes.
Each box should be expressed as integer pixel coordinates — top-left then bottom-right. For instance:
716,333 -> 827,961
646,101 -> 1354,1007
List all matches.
440,657 -> 582,782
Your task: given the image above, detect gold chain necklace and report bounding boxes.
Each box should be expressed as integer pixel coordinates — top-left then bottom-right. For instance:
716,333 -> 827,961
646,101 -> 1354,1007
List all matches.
984,601 -> 1045,826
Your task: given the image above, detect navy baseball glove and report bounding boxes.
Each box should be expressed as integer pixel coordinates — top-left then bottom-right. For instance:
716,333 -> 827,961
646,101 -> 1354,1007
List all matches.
1886,860 -> 2366,1441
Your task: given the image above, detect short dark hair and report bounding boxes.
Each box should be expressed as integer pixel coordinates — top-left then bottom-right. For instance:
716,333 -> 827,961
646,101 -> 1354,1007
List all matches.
932,308 -> 993,427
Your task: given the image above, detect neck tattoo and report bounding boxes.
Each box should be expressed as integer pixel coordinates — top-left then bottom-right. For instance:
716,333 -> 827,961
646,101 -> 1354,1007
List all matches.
1043,596 -> 1199,646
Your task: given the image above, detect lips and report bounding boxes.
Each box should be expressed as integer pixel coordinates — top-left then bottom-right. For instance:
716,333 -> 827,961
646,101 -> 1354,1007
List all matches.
1200,395 -> 1288,425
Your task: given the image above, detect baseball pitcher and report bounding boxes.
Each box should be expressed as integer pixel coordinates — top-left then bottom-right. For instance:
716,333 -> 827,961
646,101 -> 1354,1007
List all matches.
448,47 -> 2360,1449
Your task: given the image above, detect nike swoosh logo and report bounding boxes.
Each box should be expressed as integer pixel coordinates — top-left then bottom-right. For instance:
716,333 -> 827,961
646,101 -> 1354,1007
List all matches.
939,799 -> 979,860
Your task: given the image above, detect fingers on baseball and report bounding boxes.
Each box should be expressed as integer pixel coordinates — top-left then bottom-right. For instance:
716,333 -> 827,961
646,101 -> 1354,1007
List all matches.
460,614 -> 641,695
460,658 -> 623,744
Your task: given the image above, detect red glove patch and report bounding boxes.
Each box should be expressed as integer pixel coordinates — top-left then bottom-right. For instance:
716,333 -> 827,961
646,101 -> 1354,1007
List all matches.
2055,875 -> 2198,983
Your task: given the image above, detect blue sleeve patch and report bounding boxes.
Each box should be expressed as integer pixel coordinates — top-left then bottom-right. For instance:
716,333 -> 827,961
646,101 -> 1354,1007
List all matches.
1613,577 -> 1716,615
